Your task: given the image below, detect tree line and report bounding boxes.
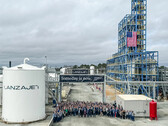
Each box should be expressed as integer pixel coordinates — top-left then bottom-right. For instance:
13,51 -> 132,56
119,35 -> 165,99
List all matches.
72,63 -> 106,69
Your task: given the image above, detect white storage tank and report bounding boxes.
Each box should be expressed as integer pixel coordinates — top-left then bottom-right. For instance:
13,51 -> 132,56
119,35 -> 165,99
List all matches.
90,66 -> 95,75
45,72 -> 49,105
116,94 -> 152,117
2,58 -> 46,123
0,75 -> 2,105
0,74 -> 3,82
60,68 -> 66,74
0,84 -> 2,106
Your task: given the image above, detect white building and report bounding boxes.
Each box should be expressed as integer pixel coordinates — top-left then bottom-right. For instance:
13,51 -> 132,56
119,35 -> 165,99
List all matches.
116,95 -> 152,117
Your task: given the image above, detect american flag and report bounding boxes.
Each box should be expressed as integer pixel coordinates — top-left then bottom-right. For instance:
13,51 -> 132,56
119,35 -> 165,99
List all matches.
127,32 -> 137,47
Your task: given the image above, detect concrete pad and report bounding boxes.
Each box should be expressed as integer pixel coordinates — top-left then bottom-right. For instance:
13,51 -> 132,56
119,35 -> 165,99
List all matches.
0,106 -> 52,126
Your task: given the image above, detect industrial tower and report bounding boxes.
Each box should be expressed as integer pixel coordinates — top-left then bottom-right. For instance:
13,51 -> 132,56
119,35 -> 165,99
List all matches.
107,0 -> 159,94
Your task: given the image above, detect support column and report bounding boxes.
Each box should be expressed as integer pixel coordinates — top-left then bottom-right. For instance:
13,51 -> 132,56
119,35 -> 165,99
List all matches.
127,81 -> 131,94
115,82 -> 117,100
45,68 -> 49,105
58,83 -> 62,102
60,83 -> 62,102
153,82 -> 156,100
148,85 -> 151,97
103,75 -> 106,103
57,74 -> 60,102
55,69 -> 57,101
56,84 -> 59,102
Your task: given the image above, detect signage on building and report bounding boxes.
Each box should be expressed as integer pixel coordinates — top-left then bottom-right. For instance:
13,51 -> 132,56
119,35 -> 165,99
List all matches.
4,85 -> 39,90
60,75 -> 104,83
72,69 -> 89,74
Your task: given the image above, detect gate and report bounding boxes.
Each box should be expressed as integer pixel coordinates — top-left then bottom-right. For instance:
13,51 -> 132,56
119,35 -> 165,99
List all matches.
58,74 -> 106,103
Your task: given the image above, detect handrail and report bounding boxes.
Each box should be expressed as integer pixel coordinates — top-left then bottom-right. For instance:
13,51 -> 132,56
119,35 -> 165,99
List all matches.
48,116 -> 53,126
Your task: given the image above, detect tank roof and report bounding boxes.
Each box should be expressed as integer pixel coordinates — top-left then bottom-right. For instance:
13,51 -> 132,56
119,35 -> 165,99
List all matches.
4,64 -> 45,70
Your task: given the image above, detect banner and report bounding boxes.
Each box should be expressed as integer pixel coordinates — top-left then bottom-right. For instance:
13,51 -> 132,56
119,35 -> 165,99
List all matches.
60,75 -> 104,83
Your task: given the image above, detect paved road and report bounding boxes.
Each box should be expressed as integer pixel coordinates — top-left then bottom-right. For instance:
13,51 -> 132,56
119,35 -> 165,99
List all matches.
54,83 -> 168,126
67,83 -> 103,102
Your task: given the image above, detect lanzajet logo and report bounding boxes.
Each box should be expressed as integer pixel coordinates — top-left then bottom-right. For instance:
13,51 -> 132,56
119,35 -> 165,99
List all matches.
4,85 -> 39,90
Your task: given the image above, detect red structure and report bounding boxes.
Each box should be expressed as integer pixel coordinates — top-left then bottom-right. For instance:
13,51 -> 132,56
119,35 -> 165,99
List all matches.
150,100 -> 157,120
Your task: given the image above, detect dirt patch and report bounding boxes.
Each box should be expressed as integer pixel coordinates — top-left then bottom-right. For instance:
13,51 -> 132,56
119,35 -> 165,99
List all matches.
106,85 -> 122,101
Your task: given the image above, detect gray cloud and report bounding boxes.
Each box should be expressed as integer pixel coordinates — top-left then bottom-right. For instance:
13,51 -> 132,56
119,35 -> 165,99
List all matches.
0,0 -> 167,67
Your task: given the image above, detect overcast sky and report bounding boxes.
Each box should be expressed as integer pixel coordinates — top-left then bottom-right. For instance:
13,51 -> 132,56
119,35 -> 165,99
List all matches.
0,0 -> 167,67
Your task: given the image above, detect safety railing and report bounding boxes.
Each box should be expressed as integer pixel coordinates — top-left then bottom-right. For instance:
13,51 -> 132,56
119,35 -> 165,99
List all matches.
48,116 -> 53,126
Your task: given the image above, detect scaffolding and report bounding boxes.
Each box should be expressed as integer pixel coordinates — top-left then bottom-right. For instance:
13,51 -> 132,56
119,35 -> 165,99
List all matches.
107,0 -> 159,96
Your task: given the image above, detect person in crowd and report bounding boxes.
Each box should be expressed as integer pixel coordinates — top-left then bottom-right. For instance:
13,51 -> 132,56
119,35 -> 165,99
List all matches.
75,106 -> 78,116
123,110 -> 126,119
125,110 -> 129,119
78,107 -> 81,117
111,107 -> 114,117
93,107 -> 96,117
105,106 -> 108,116
72,106 -> 75,116
100,106 -> 103,116
81,107 -> 84,117
114,107 -> 117,117
53,101 -> 135,123
87,107 -> 89,117
89,107 -> 92,117
103,106 -> 106,116
131,111 -> 135,121
113,101 -> 117,109
53,111 -> 57,123
84,107 -> 87,117
116,107 -> 119,117
65,107 -> 68,116
95,105 -> 98,115
107,107 -> 111,117
128,111 -> 132,119
120,109 -> 123,119
98,105 -> 100,115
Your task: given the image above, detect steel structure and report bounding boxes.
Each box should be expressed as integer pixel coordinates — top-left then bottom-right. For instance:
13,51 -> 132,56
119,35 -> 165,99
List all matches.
159,67 -> 168,81
107,0 -> 159,95
107,75 -> 168,100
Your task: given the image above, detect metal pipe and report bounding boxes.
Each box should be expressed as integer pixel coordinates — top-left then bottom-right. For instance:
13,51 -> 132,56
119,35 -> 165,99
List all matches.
9,61 -> 11,68
24,58 -> 29,64
102,75 -> 106,103
153,82 -> 156,100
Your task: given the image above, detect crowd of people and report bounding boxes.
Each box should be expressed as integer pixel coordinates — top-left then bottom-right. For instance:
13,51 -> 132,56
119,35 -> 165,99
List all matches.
53,101 -> 135,123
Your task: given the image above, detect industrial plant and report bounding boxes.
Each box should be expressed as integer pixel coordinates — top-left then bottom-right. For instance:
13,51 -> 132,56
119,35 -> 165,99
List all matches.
107,0 -> 158,82
0,0 -> 168,126
106,0 -> 160,98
